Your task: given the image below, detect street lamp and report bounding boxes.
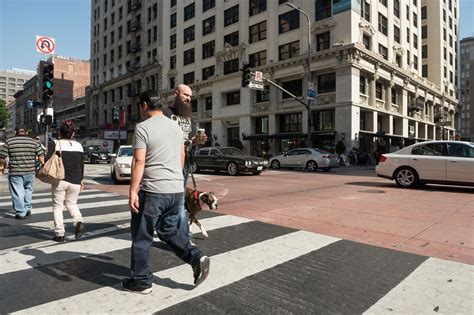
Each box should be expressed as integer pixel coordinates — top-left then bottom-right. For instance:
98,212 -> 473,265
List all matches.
286,2 -> 314,147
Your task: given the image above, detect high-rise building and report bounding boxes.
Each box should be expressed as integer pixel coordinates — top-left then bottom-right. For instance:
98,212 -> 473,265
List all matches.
459,36 -> 474,141
88,0 -> 163,142
0,68 -> 35,104
91,0 -> 459,158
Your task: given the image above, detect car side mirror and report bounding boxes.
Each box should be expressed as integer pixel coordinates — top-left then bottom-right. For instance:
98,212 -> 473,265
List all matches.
110,153 -> 117,158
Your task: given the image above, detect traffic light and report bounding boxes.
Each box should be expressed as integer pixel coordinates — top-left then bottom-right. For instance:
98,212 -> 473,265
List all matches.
241,63 -> 252,88
113,109 -> 120,127
41,61 -> 54,103
45,115 -> 53,126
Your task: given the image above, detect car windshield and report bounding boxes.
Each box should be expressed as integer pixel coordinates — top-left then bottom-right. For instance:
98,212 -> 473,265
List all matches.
219,148 -> 244,156
118,147 -> 133,157
89,146 -> 102,152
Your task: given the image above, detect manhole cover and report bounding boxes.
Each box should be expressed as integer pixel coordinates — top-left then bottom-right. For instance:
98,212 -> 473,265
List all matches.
358,190 -> 386,194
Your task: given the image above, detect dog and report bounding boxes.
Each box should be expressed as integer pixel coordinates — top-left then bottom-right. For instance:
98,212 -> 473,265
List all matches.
185,187 -> 218,239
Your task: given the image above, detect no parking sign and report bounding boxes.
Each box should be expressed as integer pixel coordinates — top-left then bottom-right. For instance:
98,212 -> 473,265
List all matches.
36,35 -> 56,54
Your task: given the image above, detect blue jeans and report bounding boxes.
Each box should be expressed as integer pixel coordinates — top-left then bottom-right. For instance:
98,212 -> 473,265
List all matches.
9,173 -> 35,216
130,190 -> 203,288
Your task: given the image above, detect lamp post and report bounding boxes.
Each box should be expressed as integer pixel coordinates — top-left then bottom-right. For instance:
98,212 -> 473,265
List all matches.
113,106 -> 120,150
286,2 -> 314,147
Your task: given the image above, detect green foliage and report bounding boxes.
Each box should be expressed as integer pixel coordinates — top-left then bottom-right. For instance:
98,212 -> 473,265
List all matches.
335,140 -> 346,156
0,99 -> 11,128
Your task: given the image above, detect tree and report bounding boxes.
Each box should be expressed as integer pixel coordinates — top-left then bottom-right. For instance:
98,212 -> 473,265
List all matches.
0,99 -> 11,128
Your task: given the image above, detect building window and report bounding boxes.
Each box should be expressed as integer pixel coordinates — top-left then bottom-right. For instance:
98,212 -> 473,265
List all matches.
407,27 -> 410,43
315,110 -> 335,131
282,79 -> 302,99
394,26 -> 400,43
205,96 -> 212,111
391,88 -> 398,104
184,3 -> 195,21
184,25 -> 195,44
380,0 -> 387,7
394,0 -> 400,18
413,55 -> 418,69
224,31 -> 239,46
191,99 -> 198,113
256,87 -> 270,103
361,0 -> 370,21
413,34 -> 418,47
249,50 -> 267,67
318,73 -> 336,93
183,72 -> 195,85
202,40 -> 215,59
223,58 -> 240,75
170,55 -> 176,70
202,66 -> 215,80
413,12 -> 417,27
183,48 -> 195,65
422,65 -> 428,77
422,26 -> 427,39
396,54 -> 402,67
316,0 -> 332,21
422,45 -> 427,58
360,76 -> 366,94
363,34 -> 371,49
118,26 -> 123,39
279,41 -> 300,60
379,44 -> 388,60
226,91 -> 240,105
170,12 -> 176,28
170,34 -> 176,49
255,116 -> 269,133
249,21 -> 266,43
279,10 -> 299,34
378,13 -> 388,36
280,113 -> 302,132
375,82 -> 383,100
249,0 -> 266,16
421,6 -> 427,19
203,16 -> 215,36
316,32 -> 330,51
203,0 -> 215,12
169,77 -> 175,89
224,5 -> 239,26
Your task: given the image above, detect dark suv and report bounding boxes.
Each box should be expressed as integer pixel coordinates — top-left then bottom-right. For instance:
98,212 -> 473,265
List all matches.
83,145 -> 111,164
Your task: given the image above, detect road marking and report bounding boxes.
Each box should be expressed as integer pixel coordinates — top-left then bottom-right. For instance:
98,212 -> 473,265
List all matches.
0,190 -> 102,201
0,193 -> 119,207
364,258 -> 474,314
13,231 -> 339,314
1,199 -> 129,216
0,215 -> 254,274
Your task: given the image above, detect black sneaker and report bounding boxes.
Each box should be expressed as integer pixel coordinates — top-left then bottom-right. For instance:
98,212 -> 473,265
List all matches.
15,214 -> 26,220
75,222 -> 85,239
121,278 -> 152,295
193,256 -> 210,286
52,235 -> 65,242
26,210 -> 31,216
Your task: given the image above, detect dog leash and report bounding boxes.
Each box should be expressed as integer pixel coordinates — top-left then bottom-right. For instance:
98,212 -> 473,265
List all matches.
186,153 -> 197,191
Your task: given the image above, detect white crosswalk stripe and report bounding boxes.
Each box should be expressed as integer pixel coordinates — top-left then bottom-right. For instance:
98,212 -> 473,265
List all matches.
0,192 -> 119,207
0,189 -> 102,201
0,189 -> 472,314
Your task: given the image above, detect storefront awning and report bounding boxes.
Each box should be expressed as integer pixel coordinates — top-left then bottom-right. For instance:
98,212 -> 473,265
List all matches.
270,132 -> 305,139
311,130 -> 336,137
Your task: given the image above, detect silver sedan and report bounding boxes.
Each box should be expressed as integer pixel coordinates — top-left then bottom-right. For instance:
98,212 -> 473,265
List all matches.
269,148 -> 339,171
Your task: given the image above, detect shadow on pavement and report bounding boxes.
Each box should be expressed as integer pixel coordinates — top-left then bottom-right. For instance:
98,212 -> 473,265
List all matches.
346,181 -> 474,193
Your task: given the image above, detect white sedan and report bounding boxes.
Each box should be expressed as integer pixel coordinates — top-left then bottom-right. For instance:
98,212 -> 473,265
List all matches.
110,145 -> 133,184
269,148 -> 339,171
376,141 -> 474,188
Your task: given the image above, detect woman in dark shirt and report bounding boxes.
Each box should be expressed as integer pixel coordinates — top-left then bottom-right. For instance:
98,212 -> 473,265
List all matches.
46,121 -> 85,242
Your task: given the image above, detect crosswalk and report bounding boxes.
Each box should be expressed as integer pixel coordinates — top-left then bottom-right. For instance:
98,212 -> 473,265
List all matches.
0,189 -> 472,314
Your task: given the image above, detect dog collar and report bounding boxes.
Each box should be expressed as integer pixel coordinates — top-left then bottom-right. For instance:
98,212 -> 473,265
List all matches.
193,190 -> 201,209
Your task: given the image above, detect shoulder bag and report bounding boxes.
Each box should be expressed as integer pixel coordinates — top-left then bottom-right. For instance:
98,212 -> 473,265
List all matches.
37,140 -> 65,184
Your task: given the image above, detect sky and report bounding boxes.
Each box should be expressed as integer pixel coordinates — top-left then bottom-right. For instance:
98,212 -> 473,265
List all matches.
0,0 -> 473,72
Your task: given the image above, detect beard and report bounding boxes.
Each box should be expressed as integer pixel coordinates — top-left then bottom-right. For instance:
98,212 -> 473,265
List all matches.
173,98 -> 193,118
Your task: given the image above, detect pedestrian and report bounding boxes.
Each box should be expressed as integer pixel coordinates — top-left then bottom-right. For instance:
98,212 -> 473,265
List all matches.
122,90 -> 209,295
163,84 -> 207,239
34,136 -> 46,173
0,127 -> 45,219
46,121 -> 85,242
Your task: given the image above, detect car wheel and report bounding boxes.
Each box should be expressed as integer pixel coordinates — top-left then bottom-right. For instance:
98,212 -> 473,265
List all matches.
270,160 -> 281,169
111,170 -> 121,185
323,167 -> 331,172
227,162 -> 239,176
394,167 -> 419,188
253,171 -> 262,175
190,161 -> 200,173
306,160 -> 318,171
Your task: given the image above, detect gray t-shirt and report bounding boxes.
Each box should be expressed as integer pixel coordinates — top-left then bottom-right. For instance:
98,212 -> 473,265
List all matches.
133,115 -> 184,193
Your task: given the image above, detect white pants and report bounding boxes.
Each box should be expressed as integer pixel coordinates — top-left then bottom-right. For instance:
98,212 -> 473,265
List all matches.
51,180 -> 83,236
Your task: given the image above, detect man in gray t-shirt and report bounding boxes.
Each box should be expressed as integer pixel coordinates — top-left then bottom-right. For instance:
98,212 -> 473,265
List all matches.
122,90 -> 210,295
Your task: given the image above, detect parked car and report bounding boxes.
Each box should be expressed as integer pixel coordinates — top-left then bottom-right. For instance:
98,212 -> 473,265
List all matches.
191,146 -> 268,175
110,145 -> 133,184
83,145 -> 112,164
376,141 -> 474,188
269,148 -> 339,171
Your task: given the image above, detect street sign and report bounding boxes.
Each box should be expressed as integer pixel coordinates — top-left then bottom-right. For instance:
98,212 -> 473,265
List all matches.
36,35 -> 56,54
254,71 -> 263,82
307,82 -> 316,101
249,82 -> 265,91
27,100 -> 42,109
